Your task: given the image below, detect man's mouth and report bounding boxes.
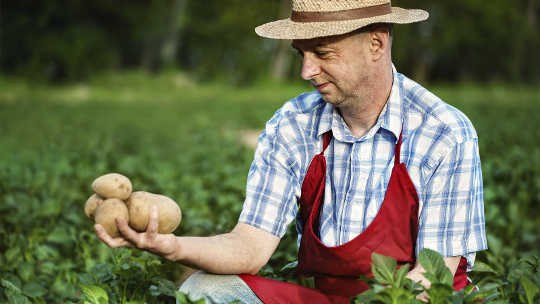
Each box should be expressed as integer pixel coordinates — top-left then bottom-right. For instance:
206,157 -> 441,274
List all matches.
314,82 -> 330,90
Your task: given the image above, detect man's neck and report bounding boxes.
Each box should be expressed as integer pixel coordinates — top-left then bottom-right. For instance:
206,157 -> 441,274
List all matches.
338,65 -> 393,139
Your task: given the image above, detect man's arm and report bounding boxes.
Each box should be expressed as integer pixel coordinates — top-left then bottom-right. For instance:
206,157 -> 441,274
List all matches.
173,223 -> 280,274
95,205 -> 280,275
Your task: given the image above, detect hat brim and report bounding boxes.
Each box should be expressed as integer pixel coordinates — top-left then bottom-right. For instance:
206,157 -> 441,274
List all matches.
255,7 -> 428,40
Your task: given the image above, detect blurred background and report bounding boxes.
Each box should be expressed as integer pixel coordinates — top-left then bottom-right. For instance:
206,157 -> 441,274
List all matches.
1,1 -> 539,303
2,0 -> 539,84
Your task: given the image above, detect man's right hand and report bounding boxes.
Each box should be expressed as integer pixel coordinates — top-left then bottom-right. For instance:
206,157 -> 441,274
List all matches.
94,205 -> 281,275
95,205 -> 181,261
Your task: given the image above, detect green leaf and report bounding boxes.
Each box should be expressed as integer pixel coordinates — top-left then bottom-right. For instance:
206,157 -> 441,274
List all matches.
371,252 -> 397,285
407,279 -> 424,295
422,273 -> 439,285
1,279 -> 31,304
1,278 -> 22,294
425,283 -> 453,304
149,285 -> 160,297
372,283 -> 387,293
417,248 -> 453,285
22,282 -> 48,298
80,285 -> 109,304
155,278 -> 178,296
352,289 -> 378,303
16,263 -> 34,282
471,261 -> 498,274
440,268 -> 454,286
5,247 -> 22,265
461,284 -> 477,296
299,276 -> 315,289
385,286 -> 417,303
394,264 -> 410,288
464,285 -> 500,302
418,248 -> 445,274
46,226 -> 73,244
6,294 -> 32,304
374,290 -> 392,303
279,260 -> 298,272
520,276 -> 539,304
175,292 -> 189,304
450,291 -> 464,304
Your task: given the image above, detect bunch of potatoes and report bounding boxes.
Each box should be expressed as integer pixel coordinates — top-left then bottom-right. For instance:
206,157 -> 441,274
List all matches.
85,173 -> 182,237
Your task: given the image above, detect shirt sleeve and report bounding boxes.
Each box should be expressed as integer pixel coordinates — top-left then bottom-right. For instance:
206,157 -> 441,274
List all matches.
416,137 -> 488,266
238,114 -> 300,238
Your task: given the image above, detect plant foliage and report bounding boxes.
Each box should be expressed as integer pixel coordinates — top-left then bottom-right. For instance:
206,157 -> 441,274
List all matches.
0,76 -> 539,302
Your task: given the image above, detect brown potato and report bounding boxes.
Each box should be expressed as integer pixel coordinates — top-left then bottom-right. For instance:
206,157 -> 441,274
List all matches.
92,173 -> 132,200
94,198 -> 129,237
126,191 -> 182,234
84,193 -> 104,219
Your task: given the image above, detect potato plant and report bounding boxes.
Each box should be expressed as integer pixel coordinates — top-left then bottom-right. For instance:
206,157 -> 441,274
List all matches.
353,250 -> 540,304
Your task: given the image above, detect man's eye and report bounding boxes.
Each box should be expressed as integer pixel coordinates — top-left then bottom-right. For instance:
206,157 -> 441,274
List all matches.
315,51 -> 329,57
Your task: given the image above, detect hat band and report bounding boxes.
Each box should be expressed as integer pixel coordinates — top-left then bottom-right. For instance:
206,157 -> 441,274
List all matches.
291,3 -> 392,23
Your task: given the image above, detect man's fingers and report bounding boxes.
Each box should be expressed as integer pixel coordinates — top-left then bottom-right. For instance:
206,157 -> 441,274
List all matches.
116,217 -> 143,246
147,204 -> 159,235
94,224 -> 133,248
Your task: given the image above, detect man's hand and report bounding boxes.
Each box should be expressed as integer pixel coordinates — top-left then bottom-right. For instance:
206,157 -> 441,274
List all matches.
406,255 -> 462,302
94,205 -> 280,275
95,205 -> 180,261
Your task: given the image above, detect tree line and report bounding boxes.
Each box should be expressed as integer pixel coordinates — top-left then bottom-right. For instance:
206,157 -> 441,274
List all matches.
2,0 -> 539,83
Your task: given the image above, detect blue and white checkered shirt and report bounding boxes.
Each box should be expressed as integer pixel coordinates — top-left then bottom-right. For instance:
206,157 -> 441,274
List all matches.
239,66 -> 487,268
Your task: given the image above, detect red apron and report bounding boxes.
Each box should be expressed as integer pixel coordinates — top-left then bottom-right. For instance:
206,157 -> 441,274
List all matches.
240,131 -> 469,303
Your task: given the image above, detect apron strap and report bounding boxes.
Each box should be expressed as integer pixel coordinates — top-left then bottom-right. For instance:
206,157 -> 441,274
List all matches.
394,130 -> 403,166
321,131 -> 332,154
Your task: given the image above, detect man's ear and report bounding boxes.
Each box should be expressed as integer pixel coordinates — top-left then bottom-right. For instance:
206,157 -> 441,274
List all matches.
369,27 -> 389,61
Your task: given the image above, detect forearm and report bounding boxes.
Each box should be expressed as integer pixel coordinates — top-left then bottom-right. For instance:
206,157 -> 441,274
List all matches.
174,233 -> 260,275
172,223 -> 279,275
96,207 -> 279,276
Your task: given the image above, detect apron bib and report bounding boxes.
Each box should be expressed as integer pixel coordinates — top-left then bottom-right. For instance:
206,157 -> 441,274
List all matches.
240,131 -> 469,303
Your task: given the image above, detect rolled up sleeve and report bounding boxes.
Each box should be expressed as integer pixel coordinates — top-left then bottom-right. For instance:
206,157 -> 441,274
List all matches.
417,138 -> 487,268
238,115 -> 300,238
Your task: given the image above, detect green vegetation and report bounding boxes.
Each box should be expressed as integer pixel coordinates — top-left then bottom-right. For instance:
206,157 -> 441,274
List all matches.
355,250 -> 540,304
0,72 -> 539,303
3,1 -> 540,83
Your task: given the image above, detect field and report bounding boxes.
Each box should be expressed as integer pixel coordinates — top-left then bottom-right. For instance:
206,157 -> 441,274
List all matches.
0,72 -> 539,303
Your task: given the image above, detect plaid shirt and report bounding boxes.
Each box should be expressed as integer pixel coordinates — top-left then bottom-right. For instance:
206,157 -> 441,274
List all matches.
239,66 -> 487,268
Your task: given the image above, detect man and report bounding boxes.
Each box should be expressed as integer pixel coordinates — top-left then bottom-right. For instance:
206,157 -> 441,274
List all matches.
95,1 -> 487,303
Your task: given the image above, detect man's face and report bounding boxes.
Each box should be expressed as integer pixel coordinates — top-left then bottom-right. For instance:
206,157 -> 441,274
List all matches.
292,32 -> 373,107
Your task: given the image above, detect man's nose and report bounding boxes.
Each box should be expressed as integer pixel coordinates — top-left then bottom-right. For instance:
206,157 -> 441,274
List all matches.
300,54 -> 320,80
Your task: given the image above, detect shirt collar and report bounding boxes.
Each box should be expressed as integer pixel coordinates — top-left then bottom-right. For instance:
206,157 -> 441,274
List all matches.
316,64 -> 403,143
378,64 -> 403,142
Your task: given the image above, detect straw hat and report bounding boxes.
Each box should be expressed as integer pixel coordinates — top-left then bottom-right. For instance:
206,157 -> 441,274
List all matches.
255,0 -> 429,40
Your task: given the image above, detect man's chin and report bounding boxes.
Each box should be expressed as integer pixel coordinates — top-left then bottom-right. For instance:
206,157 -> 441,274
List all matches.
320,94 -> 341,105
319,91 -> 331,101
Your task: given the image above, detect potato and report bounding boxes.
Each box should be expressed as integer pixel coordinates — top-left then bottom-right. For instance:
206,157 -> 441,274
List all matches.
84,193 -> 104,219
126,191 -> 182,234
92,173 -> 132,200
94,198 -> 129,237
